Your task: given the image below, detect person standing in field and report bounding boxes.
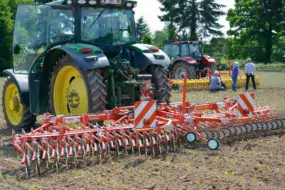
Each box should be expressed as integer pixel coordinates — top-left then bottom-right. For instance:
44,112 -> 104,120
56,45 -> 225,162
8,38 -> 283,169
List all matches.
245,58 -> 256,90
231,62 -> 239,91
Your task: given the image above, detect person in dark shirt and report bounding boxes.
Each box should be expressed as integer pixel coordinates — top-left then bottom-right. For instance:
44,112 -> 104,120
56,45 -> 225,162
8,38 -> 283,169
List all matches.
231,62 -> 239,91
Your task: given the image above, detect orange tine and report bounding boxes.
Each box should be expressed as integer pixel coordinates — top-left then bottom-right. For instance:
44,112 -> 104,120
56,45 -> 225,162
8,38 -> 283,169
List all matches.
32,139 -> 46,160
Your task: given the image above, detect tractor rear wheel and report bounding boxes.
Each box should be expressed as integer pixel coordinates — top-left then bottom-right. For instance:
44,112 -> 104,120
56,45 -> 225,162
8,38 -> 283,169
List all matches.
2,77 -> 36,129
148,65 -> 171,103
172,62 -> 197,79
49,55 -> 107,115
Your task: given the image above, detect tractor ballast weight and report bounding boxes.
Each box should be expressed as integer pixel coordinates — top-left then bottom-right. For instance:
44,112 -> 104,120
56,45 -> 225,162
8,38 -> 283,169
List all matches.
11,77 -> 285,177
2,0 -> 172,129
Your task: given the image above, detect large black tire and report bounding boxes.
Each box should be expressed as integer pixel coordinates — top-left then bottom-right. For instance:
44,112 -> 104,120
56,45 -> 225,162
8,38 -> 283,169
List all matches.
2,77 -> 36,129
172,62 -> 197,79
49,55 -> 107,115
148,65 -> 171,103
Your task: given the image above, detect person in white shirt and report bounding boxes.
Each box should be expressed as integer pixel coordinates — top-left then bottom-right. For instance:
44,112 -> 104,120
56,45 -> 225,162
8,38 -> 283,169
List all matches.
244,58 -> 256,90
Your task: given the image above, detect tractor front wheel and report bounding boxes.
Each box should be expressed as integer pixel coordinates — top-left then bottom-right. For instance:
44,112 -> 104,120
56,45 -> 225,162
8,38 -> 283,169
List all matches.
49,55 -> 107,115
2,77 -> 36,129
148,65 -> 171,103
172,62 -> 197,79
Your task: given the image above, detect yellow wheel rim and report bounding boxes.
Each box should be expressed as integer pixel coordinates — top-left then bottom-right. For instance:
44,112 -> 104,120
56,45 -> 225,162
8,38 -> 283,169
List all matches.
4,83 -> 23,126
53,66 -> 88,115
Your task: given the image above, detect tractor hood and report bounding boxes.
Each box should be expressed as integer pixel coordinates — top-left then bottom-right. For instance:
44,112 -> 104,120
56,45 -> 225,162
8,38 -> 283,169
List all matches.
202,55 -> 216,65
129,43 -> 171,70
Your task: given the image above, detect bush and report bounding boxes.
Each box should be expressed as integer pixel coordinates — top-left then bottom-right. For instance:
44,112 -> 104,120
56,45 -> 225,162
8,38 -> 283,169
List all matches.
255,63 -> 285,70
215,58 -> 228,70
0,58 -> 12,72
227,60 -> 285,70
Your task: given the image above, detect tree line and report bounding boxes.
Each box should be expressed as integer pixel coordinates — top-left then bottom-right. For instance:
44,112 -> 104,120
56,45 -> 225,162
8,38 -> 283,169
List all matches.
137,0 -> 285,63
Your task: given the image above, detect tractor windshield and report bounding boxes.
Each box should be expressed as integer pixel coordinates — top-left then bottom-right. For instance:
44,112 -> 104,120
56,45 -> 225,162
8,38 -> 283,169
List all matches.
189,43 -> 203,60
81,8 -> 136,46
163,44 -> 179,59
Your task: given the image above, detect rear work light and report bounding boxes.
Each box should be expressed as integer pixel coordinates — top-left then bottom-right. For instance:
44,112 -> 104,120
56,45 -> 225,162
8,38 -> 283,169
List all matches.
150,46 -> 159,52
80,48 -> 93,54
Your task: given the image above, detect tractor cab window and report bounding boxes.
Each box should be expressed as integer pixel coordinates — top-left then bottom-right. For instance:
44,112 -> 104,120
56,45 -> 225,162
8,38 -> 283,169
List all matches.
81,8 -> 136,46
50,9 -> 75,43
13,5 -> 75,74
180,44 -> 190,57
163,44 -> 179,59
189,43 -> 203,60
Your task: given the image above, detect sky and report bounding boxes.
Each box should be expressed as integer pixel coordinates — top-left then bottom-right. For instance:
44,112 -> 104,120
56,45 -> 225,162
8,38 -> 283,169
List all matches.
133,0 -> 235,37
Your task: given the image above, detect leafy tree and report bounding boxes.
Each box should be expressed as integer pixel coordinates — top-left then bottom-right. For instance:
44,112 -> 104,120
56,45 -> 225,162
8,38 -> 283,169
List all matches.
158,0 -> 225,40
199,0 -> 225,37
9,0 -> 33,19
142,34 -> 154,45
203,37 -> 227,58
227,0 -> 285,63
0,0 -> 13,71
136,16 -> 150,42
154,28 -> 169,48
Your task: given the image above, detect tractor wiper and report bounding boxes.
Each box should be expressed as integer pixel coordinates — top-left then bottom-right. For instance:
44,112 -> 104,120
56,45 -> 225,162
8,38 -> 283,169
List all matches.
88,8 -> 107,29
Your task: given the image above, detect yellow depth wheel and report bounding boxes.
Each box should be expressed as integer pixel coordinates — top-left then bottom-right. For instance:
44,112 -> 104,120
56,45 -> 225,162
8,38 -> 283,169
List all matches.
50,55 -> 107,116
4,82 -> 23,126
53,65 -> 88,115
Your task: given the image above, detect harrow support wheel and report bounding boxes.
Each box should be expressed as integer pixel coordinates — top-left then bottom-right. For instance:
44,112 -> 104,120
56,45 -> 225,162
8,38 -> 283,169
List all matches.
207,138 -> 220,151
49,55 -> 107,116
2,77 -> 36,129
185,132 -> 197,144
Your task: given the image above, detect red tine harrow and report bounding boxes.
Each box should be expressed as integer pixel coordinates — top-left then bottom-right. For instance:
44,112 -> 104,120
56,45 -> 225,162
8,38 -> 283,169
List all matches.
11,77 -> 285,177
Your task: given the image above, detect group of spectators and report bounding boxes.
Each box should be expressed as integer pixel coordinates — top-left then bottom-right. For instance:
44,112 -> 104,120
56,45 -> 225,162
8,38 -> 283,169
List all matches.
209,58 -> 257,92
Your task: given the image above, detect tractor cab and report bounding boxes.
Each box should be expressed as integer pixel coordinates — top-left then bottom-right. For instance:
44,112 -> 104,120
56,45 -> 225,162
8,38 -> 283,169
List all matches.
163,41 -> 203,61
2,0 -> 171,130
163,41 -> 215,79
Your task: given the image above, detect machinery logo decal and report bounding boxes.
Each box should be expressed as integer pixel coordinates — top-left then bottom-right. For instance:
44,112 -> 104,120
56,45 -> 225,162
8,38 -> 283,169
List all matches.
237,93 -> 255,118
134,101 -> 156,128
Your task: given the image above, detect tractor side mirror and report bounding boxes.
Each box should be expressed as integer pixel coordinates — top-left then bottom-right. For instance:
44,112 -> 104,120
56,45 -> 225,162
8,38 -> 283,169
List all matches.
14,44 -> 20,55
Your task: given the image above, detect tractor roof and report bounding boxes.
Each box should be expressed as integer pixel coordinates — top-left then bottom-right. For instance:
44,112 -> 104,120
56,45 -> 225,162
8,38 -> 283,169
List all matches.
171,41 -> 202,45
46,0 -> 137,7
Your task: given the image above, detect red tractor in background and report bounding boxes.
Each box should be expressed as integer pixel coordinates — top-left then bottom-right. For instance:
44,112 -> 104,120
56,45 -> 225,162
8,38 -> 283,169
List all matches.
163,40 -> 216,79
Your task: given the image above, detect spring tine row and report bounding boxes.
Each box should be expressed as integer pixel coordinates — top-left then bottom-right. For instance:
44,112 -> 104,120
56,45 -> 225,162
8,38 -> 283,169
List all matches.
11,94 -> 285,178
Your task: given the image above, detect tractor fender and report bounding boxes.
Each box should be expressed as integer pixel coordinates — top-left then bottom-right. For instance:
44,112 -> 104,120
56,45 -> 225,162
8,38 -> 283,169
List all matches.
201,56 -> 216,65
130,44 -> 171,70
173,57 -> 198,65
169,57 -> 198,71
3,69 -> 29,105
50,45 -> 110,70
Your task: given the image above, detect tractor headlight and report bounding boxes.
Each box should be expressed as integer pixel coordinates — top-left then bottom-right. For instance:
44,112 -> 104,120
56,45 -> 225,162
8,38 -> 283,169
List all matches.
67,0 -> 72,4
89,0 -> 97,4
78,0 -> 86,4
85,56 -> 98,62
126,2 -> 133,7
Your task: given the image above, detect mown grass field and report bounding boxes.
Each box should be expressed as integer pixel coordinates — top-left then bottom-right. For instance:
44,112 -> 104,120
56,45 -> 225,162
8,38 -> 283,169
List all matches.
0,71 -> 285,190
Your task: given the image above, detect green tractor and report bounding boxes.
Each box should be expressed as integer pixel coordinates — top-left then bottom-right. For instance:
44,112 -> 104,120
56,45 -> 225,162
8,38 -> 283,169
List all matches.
2,0 -> 171,129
